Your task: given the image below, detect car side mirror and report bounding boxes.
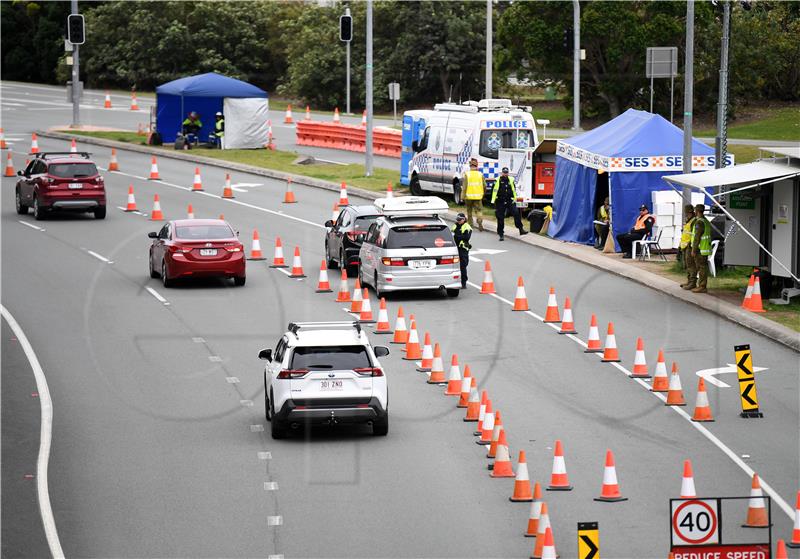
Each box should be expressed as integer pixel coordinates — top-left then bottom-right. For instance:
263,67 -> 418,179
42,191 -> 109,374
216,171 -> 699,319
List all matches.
258,348 -> 272,361
148,232 -> 158,239
374,345 -> 390,358
324,220 -> 334,228
17,170 -> 23,176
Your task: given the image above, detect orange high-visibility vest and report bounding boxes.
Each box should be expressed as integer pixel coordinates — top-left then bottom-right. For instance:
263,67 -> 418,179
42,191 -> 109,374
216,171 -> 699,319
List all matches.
634,213 -> 654,230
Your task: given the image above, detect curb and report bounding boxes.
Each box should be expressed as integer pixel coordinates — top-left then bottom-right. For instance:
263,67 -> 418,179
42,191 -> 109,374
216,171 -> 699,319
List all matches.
40,131 -> 799,352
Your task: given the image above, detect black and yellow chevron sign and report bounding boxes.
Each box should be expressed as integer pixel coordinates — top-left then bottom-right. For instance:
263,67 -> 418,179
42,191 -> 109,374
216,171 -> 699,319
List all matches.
735,344 -> 763,418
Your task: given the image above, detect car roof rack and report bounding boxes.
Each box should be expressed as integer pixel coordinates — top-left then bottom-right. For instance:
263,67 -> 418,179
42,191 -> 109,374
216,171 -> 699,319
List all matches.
287,321 -> 361,335
34,151 -> 92,160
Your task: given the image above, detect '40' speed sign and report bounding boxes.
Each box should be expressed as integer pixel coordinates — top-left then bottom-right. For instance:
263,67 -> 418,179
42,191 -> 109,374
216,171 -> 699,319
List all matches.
671,499 -> 720,545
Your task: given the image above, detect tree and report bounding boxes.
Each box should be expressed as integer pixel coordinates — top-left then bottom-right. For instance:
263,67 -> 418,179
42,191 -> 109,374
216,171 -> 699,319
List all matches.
1,1 -> 72,84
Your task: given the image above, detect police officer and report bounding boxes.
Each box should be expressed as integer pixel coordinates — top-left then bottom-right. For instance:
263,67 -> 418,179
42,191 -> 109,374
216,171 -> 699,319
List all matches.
690,204 -> 712,293
462,158 -> 485,231
451,213 -> 472,289
679,204 -> 697,289
214,111 -> 224,148
491,167 -> 527,241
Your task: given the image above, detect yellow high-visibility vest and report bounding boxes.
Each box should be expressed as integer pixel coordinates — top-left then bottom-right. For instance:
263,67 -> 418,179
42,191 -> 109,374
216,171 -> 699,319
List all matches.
464,170 -> 485,200
680,216 -> 696,249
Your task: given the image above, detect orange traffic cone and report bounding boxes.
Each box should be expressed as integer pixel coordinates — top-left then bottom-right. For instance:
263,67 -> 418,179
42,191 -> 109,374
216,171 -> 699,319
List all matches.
186,204 -> 195,219
222,174 -> 234,198
594,449 -> 627,502
692,378 -> 714,421
269,237 -> 287,268
30,133 -> 39,154
513,277 -> 530,311
316,261 -> 332,293
789,491 -> 800,547
743,474 -> 770,528
543,287 -> 560,323
457,368 -> 473,408
584,314 -> 602,353
338,181 -> 349,206
336,269 -> 351,302
741,273 -> 755,309
403,320 -> 422,360
427,343 -> 446,384
218,214 -> 224,220
777,540 -> 789,558
124,185 -> 137,211
0,128 -> 7,149
444,354 -> 462,395
631,337 -> 650,378
284,104 -> 294,124
108,148 -> 119,171
283,177 -> 297,203
104,91 -> 112,109
510,451 -> 534,501
248,230 -> 265,260
651,349 -> 669,391
333,107 -> 341,123
558,297 -> 577,334
601,322 -> 621,362
532,501 -> 553,558
547,440 -> 573,491
416,333 -> 433,372
361,109 -> 367,126
524,483 -> 543,536
490,431 -> 515,478
478,402 -> 495,444
150,194 -> 164,221
289,247 -> 306,278
665,362 -> 686,406
305,105 -> 311,120
386,181 -> 394,198
373,298 -> 393,334
130,91 -> 139,111
747,276 -> 767,313
148,156 -> 160,180
69,138 -> 78,153
487,410 -> 504,461
481,261 -> 496,294
358,289 -> 374,323
464,386 -> 482,422
540,526 -> 557,559
350,279 -> 363,313
391,306 -> 408,343
191,167 -> 203,191
680,459 -> 697,498
4,152 -> 15,177
265,120 -> 275,150
331,202 -> 340,223
474,394 -> 490,434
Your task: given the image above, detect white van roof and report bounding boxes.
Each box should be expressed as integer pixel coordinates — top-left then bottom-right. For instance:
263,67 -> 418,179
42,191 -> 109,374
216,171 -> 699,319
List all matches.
373,196 -> 449,216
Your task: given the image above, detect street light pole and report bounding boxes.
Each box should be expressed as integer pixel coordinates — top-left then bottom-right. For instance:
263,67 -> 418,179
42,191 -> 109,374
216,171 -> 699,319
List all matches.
715,0 -> 731,170
572,0 -> 580,130
345,6 -> 351,115
681,0 -> 695,206
485,0 -> 492,100
365,0 -> 373,176
71,0 -> 80,127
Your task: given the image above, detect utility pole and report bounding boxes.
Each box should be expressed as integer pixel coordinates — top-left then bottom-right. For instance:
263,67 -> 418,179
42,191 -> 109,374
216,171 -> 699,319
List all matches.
345,6 -> 351,115
681,0 -> 695,206
573,0 -> 580,130
71,0 -> 80,127
715,0 -> 731,170
365,0 -> 373,176
485,0 -> 492,100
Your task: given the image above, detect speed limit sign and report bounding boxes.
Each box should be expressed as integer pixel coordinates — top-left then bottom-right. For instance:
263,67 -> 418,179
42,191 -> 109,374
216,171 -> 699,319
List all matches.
671,499 -> 720,545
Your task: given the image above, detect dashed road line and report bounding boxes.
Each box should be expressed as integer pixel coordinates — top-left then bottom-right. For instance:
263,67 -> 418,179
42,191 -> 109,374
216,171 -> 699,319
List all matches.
208,355 -> 222,362
240,400 -> 254,407
87,250 -> 114,264
18,220 -> 45,232
250,424 -> 265,432
267,516 -> 283,526
264,482 -> 279,491
225,376 -> 240,384
258,452 -> 272,460
145,286 -> 170,306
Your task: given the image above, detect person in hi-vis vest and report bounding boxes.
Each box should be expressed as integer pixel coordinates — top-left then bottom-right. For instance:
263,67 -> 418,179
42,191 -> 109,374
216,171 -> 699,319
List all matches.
616,204 -> 655,258
462,158 -> 485,231
679,204 -> 698,289
689,204 -> 712,293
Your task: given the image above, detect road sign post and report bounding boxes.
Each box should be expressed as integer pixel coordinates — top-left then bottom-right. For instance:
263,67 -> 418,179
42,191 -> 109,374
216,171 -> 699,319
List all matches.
735,344 -> 763,418
645,46 -> 678,122
577,522 -> 599,558
388,82 -> 399,128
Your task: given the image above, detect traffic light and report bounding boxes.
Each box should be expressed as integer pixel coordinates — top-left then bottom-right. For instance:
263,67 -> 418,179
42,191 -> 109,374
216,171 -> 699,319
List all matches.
562,28 -> 574,52
67,14 -> 85,45
339,14 -> 352,42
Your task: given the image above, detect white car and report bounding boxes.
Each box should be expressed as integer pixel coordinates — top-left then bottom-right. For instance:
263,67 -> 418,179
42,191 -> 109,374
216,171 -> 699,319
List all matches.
259,321 -> 389,439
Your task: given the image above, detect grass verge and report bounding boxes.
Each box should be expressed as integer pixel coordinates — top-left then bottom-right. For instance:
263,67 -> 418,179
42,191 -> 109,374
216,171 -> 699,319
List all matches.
695,106 -> 800,142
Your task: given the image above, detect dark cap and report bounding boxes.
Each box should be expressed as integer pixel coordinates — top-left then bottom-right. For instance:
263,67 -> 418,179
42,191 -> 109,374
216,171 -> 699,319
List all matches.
501,167 -> 509,173
639,204 -> 649,211
456,212 -> 466,221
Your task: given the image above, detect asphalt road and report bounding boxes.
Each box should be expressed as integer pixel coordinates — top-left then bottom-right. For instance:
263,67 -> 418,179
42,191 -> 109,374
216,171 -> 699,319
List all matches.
2,89 -> 798,558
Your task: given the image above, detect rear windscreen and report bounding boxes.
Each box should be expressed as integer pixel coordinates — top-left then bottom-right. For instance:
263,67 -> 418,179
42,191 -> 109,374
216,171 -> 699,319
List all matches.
48,163 -> 98,178
354,216 -> 379,231
175,225 -> 235,240
290,345 -> 371,370
386,225 -> 454,249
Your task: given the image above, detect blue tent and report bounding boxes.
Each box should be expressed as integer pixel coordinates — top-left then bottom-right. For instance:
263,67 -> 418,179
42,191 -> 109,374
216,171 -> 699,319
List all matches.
156,72 -> 268,143
549,109 -> 728,249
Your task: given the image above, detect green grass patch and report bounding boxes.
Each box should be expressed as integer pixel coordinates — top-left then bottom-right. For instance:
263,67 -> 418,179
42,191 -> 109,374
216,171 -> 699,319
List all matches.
666,260 -> 753,291
64,130 -> 148,145
695,106 -> 800,141
761,300 -> 800,332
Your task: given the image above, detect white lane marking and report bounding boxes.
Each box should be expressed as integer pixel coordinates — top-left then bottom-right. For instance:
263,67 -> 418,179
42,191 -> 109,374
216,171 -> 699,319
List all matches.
469,256 -> 483,263
225,377 -> 240,384
268,555 -> 285,559
240,400 -> 254,407
145,287 -> 170,306
87,250 -> 113,264
264,481 -> 279,490
696,364 -> 769,389
258,451 -> 272,460
1,306 -> 66,559
463,280 -> 795,520
312,157 -> 348,166
250,424 -> 265,432
208,356 -> 222,362
275,268 -> 293,277
18,220 -> 45,232
470,248 -> 508,256
267,516 -> 284,526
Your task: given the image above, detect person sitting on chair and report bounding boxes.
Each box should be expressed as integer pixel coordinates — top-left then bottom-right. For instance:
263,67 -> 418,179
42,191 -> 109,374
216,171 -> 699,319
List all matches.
181,112 -> 203,145
616,204 -> 655,258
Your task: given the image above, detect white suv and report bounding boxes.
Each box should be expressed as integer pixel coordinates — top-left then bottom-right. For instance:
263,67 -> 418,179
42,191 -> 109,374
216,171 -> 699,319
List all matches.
259,322 -> 389,439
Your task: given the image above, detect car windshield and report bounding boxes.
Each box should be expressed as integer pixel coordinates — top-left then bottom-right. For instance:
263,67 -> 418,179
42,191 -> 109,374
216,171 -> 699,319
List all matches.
353,215 -> 379,231
290,345 -> 372,370
478,129 -> 534,159
386,225 -> 454,249
175,225 -> 235,240
48,162 -> 98,178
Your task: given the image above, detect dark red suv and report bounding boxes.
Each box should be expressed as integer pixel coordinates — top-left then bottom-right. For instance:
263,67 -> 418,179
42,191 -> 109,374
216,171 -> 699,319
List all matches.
15,152 -> 107,220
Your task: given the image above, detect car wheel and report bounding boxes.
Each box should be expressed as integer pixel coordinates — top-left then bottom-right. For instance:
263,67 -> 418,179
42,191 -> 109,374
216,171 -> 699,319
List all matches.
149,255 -> 159,278
33,196 -> 45,221
372,414 -> 389,436
94,206 -> 107,220
15,190 -> 28,215
233,275 -> 246,286
161,260 -> 174,288
410,174 -> 422,196
264,385 -> 272,422
446,288 -> 461,298
374,272 -> 384,299
326,242 -> 338,269
271,417 -> 287,440
452,181 -> 463,205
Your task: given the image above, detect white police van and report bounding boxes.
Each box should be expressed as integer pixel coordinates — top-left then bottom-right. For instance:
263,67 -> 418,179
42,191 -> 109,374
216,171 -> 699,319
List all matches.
400,99 -> 538,204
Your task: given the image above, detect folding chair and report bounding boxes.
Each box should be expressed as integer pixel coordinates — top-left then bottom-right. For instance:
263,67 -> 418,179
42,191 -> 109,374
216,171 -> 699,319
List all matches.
635,227 -> 667,262
708,239 -> 720,277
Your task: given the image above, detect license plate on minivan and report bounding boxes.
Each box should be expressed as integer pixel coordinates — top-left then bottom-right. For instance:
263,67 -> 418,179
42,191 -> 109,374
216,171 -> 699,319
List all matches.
320,380 -> 343,391
409,259 -> 435,270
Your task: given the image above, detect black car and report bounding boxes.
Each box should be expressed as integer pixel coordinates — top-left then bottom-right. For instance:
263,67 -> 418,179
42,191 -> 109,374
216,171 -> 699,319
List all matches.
324,205 -> 380,272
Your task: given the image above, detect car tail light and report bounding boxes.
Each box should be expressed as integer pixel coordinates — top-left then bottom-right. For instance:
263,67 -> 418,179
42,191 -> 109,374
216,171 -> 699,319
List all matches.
168,244 -> 191,254
225,244 -> 243,252
439,256 -> 459,264
353,367 -> 384,377
381,257 -> 405,266
276,369 -> 309,379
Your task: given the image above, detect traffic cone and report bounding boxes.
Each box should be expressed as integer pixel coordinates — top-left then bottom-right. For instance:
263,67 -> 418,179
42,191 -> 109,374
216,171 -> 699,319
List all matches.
464,386 -> 482,421
248,230 -> 265,260
333,107 -> 341,123
4,152 -> 15,177
543,287 -> 560,323
336,269 -> 351,302
532,502 -> 553,558
524,483 -> 543,536
386,181 -> 394,198
692,378 -> 714,422
373,298 -> 393,334
331,202 -> 340,223
130,91 -> 139,111
305,105 -> 311,120
70,138 -> 78,153
150,194 -> 164,221
748,276 -> 766,313
474,393 -> 490,434
265,120 -> 275,150
338,181 -> 349,206
391,306 -> 408,343
30,133 -> 39,154
665,362 -> 686,406
403,320 -> 422,360
191,167 -> 203,191
788,491 -> 800,547
484,414 -> 505,460
594,449 -> 627,502
218,214 -> 224,220
222,174 -> 234,198
478,402 -> 495,444
513,277 -> 530,311
480,261 -> 496,294
358,289 -> 375,323
743,474 -> 770,528
108,148 -> 119,171
741,273 -> 755,309
283,177 -> 297,203
124,185 -> 137,211
104,91 -> 112,109
284,104 -> 294,124
350,279 -> 363,312
558,297 -> 577,334
601,322 -> 621,362
444,354 -> 462,395
584,314 -> 602,353
289,247 -> 306,278
186,204 -> 195,219
680,459 -> 697,498
148,156 -> 160,180
316,261 -> 332,293
490,431 -> 515,478
777,540 -> 789,558
416,333 -> 433,371
458,370 -> 474,408
651,350 -> 669,391
540,527 -> 557,559
427,343 -> 446,384
510,451 -> 534,500
270,237 -> 287,268
547,440 -> 573,490
630,337 -> 650,378
0,128 -> 7,149
361,109 -> 367,126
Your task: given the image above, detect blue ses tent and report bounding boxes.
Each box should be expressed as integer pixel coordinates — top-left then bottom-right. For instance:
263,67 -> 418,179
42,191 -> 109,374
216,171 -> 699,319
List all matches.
156,72 -> 268,146
548,109 -> 730,249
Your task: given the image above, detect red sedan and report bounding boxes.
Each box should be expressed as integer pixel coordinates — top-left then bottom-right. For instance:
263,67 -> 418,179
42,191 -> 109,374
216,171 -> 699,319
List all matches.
148,219 -> 246,287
